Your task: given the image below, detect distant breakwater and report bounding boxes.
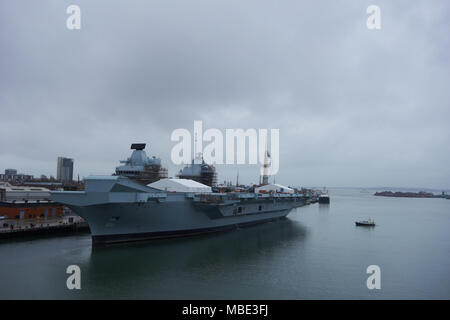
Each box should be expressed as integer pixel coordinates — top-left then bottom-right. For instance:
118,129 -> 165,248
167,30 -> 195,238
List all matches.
374,191 -> 449,199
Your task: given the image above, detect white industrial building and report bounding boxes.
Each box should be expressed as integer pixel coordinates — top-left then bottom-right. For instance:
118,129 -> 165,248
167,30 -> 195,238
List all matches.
0,182 -> 51,201
255,184 -> 295,194
148,178 -> 212,193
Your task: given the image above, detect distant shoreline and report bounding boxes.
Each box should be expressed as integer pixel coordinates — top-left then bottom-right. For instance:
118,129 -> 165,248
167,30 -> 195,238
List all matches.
374,191 -> 448,199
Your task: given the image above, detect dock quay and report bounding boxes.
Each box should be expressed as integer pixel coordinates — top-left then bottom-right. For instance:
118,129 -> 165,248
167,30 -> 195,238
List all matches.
0,216 -> 90,240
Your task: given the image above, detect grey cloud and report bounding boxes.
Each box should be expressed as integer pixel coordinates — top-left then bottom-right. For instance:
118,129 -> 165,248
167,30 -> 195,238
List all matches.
0,0 -> 449,189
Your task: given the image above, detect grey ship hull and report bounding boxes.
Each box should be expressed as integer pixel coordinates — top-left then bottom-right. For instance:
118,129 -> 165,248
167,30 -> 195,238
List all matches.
51,176 -> 306,245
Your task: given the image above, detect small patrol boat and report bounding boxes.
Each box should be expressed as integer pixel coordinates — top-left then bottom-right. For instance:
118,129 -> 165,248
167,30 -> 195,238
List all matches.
355,218 -> 375,227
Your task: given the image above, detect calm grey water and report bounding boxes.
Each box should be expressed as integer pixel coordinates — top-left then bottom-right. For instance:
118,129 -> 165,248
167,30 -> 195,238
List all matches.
1,189 -> 449,299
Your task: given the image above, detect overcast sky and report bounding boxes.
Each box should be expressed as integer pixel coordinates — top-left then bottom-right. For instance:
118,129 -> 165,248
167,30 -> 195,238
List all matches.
1,0 -> 449,189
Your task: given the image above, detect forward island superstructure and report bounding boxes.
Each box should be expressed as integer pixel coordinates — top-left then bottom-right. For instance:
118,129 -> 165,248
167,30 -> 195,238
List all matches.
114,143 -> 168,185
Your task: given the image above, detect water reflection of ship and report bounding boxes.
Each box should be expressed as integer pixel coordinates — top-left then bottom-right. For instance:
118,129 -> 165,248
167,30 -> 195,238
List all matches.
177,153 -> 217,187
114,143 -> 168,185
85,219 -> 307,298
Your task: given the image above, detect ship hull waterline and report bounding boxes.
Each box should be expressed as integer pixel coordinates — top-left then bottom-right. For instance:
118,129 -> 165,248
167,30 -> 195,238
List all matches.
68,203 -> 295,246
91,215 -> 290,246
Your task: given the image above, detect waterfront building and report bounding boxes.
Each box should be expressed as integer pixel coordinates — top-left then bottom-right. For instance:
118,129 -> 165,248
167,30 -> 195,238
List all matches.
5,169 -> 17,176
0,183 -> 63,220
57,157 -> 74,183
0,169 -> 34,183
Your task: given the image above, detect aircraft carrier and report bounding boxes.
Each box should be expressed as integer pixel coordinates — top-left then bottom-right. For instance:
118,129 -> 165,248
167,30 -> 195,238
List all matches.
51,144 -> 307,245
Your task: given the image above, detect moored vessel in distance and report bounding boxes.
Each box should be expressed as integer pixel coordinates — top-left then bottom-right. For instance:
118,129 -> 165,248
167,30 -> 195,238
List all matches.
318,194 -> 330,204
51,144 -> 309,245
355,218 -> 375,227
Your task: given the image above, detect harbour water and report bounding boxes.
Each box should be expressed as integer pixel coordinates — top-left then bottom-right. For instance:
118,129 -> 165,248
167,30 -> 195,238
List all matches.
0,188 -> 449,299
